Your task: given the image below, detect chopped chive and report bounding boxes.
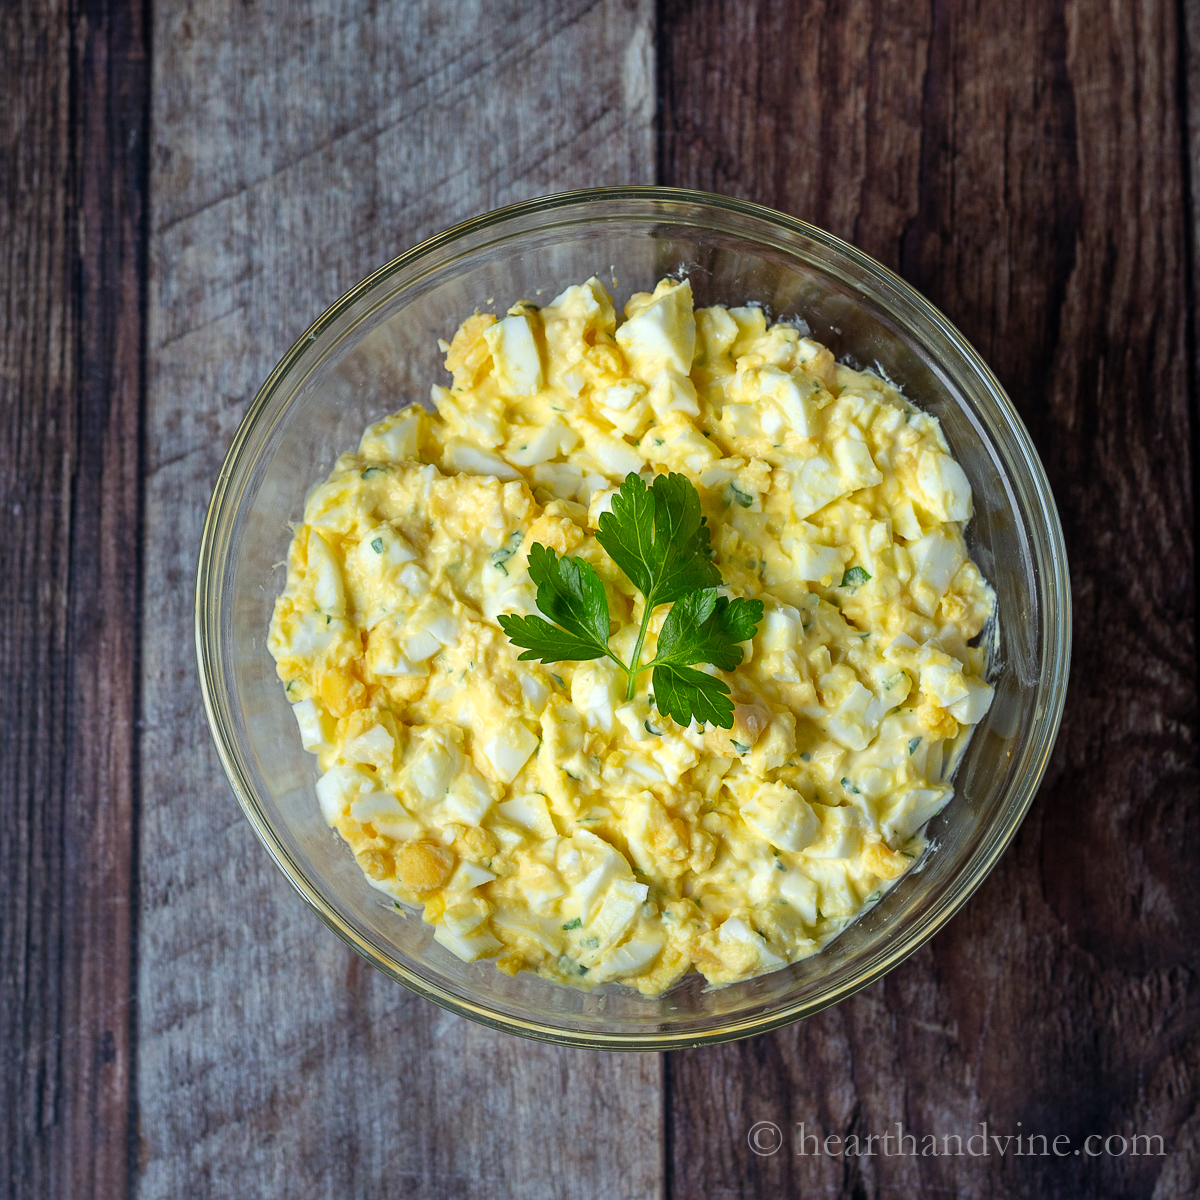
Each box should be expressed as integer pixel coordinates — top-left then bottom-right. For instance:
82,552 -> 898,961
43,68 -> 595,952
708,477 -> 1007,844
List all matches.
371,537 -> 385,553
729,482 -> 754,508
562,918 -> 582,930
490,530 -> 524,570
840,565 -> 871,588
731,739 -> 750,754
908,736 -> 922,755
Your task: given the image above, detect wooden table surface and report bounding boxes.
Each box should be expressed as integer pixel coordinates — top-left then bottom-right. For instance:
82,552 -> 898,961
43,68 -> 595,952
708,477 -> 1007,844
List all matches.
4,1 -> 1199,1197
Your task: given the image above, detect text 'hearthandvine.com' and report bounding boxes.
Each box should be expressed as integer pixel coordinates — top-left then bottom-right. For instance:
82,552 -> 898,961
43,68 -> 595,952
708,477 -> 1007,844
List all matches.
746,1121 -> 1168,1159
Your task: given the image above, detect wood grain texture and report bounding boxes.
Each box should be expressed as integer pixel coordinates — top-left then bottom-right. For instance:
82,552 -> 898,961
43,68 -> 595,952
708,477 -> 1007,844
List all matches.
6,2 -> 1198,1196
0,1 -> 148,1198
140,3 -> 660,1198
661,1 -> 1200,1197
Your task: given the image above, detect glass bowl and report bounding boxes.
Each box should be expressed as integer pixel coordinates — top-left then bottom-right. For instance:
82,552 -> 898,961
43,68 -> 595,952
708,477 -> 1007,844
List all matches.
196,187 -> 1070,1049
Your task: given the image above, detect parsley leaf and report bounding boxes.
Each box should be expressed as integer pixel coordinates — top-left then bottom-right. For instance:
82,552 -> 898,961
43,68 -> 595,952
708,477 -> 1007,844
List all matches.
596,472 -> 720,609
653,664 -> 734,728
654,588 -> 764,671
497,615 -> 605,663
497,544 -> 615,666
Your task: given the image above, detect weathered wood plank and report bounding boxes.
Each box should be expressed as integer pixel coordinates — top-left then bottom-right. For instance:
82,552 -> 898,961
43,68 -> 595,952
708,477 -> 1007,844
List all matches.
0,1 -> 148,1197
661,1 -> 1199,1197
140,3 -> 660,1198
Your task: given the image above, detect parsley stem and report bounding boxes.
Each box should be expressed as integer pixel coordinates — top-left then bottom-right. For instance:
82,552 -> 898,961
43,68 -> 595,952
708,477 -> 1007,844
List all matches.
624,599 -> 657,701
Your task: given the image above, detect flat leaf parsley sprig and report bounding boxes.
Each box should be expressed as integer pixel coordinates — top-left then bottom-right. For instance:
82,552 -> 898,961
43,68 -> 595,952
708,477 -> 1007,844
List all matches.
497,472 -> 764,729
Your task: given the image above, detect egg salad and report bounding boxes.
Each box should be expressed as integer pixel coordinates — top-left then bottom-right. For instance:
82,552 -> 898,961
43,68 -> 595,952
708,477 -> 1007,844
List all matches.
268,275 -> 995,996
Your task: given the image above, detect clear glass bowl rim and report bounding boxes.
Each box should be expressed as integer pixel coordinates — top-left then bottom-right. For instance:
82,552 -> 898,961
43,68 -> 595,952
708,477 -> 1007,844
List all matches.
195,185 -> 1071,1050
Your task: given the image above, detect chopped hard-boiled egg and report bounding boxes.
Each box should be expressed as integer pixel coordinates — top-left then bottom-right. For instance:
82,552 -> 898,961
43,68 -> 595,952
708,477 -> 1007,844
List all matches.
268,274 -> 995,997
